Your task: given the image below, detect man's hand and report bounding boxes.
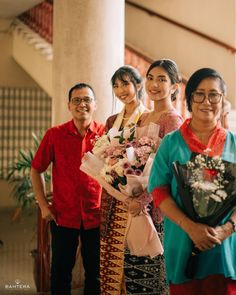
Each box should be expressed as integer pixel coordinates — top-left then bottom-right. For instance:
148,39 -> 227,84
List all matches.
40,204 -> 56,223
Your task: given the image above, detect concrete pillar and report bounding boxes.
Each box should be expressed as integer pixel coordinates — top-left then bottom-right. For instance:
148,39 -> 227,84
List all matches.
52,0 -> 124,125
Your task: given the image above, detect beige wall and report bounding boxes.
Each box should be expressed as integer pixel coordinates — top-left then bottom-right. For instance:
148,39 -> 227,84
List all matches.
128,0 -> 236,45
0,18 -> 38,87
0,18 -> 38,207
125,0 -> 236,108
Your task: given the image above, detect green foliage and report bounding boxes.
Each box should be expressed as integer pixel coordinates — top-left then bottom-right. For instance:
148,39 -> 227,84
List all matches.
114,125 -> 136,144
6,132 -> 50,210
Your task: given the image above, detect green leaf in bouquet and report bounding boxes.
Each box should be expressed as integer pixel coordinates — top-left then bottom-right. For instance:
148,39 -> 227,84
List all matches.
117,175 -> 127,185
128,126 -> 136,142
118,129 -> 125,144
192,191 -> 221,218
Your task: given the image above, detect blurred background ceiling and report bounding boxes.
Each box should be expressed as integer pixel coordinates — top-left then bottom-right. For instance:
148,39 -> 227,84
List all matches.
0,0 -> 43,18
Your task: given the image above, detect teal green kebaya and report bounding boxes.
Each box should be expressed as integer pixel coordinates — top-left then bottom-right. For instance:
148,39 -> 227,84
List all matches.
148,129 -> 236,284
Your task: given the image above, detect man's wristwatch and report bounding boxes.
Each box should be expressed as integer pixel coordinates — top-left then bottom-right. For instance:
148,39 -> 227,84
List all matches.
227,219 -> 236,233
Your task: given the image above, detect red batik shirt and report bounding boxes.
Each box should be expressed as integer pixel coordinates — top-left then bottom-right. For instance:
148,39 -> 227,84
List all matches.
32,120 -> 105,229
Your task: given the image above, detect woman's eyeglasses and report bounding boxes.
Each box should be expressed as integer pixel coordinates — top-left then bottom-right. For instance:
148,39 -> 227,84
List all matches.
191,91 -> 222,104
70,96 -> 94,105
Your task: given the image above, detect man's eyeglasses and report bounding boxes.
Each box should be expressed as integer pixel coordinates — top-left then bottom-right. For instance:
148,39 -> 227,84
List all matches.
70,96 -> 94,105
191,91 -> 222,104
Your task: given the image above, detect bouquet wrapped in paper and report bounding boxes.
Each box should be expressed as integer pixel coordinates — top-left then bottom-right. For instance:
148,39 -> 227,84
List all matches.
81,123 -> 163,258
173,151 -> 236,278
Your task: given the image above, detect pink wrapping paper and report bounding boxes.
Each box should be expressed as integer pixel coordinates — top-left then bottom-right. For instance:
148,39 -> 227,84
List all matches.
80,152 -> 163,257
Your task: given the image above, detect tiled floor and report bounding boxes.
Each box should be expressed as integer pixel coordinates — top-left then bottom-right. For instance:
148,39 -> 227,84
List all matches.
0,206 -> 37,294
0,206 -> 84,295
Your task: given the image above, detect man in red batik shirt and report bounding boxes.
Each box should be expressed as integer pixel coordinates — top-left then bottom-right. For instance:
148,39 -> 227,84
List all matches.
31,83 -> 105,295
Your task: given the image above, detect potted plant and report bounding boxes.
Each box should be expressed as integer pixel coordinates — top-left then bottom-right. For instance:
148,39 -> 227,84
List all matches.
6,132 -> 50,212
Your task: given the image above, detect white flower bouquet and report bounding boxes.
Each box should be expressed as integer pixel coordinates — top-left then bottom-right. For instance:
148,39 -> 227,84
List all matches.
173,152 -> 236,225
81,123 -> 163,258
173,151 -> 236,278
186,154 -> 229,218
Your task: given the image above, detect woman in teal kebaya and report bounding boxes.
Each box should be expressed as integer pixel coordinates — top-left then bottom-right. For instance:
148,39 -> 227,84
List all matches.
148,68 -> 236,295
